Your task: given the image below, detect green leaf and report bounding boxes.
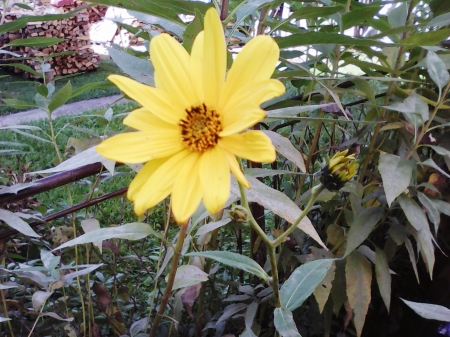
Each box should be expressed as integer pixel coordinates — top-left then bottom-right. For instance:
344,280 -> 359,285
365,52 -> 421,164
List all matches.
172,265 -> 208,290
344,207 -> 384,257
346,251 -> 372,337
400,28 -> 450,46
274,307 -> 302,337
2,98 -> 37,110
12,3 -> 33,10
417,192 -> 440,232
54,223 -> 156,251
401,299 -> 450,321
280,259 -> 335,311
71,82 -> 113,98
398,195 -> 435,275
32,291 -> 53,311
275,32 -> 393,49
128,10 -> 185,38
375,247 -> 391,312
183,8 -> 204,53
263,131 -> 306,172
421,158 -> 450,180
48,81 -> 72,113
185,251 -> 269,281
230,177 -> 325,249
342,5 -> 382,30
426,51 -> 449,100
426,12 -> 450,28
0,63 -> 43,77
378,154 -> 414,207
107,47 -> 154,86
5,37 -> 64,48
433,199 -> 450,216
387,2 -> 407,29
312,252 -> 336,313
0,209 -> 40,238
385,92 -> 429,127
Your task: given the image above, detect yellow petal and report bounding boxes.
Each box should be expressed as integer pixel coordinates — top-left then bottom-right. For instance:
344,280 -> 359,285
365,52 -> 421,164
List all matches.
199,146 -> 230,215
128,157 -> 169,200
222,35 -> 279,104
109,75 -> 183,124
97,130 -> 183,163
133,150 -> 191,215
203,8 -> 226,107
171,152 -> 202,224
220,79 -> 285,114
96,132 -> 154,163
219,131 -> 276,163
220,104 -> 266,137
124,108 -> 177,131
150,34 -> 198,108
190,31 -> 205,102
223,149 -> 250,188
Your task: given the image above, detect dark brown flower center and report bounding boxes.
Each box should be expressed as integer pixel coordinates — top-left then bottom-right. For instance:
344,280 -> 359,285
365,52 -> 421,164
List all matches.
179,104 -> 223,152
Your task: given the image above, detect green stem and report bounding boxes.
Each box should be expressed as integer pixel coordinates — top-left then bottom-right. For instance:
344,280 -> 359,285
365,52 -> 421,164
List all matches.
272,184 -> 324,247
267,245 -> 281,308
149,224 -> 187,337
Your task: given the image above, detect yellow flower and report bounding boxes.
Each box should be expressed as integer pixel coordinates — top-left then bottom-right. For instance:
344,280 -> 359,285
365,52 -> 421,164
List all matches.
96,8 -> 285,225
321,150 -> 358,190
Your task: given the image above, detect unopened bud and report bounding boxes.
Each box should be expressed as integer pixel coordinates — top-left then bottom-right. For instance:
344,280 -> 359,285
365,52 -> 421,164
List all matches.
229,204 -> 248,223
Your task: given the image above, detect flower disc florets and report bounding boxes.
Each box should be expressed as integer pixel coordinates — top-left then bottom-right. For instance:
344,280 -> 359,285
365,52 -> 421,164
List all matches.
320,150 -> 358,191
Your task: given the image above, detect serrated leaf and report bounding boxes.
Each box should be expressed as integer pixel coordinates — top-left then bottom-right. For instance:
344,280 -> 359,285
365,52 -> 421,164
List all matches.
401,299 -> 450,321
280,259 -> 335,311
378,154 -> 414,206
375,248 -> 391,312
344,207 -> 384,257
54,223 -> 156,251
346,251 -> 372,337
274,307 -> 302,337
172,265 -> 208,290
398,195 -> 435,276
185,251 -> 269,281
0,209 -> 40,238
48,81 -> 72,113
231,177 -> 325,249
263,131 -> 306,172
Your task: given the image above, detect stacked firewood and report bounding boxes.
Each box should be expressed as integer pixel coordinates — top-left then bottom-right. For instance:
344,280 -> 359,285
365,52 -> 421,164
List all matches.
0,2 -> 107,78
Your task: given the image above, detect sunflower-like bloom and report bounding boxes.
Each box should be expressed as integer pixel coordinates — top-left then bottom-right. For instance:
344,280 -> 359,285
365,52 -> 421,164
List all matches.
96,8 -> 285,224
320,150 -> 358,191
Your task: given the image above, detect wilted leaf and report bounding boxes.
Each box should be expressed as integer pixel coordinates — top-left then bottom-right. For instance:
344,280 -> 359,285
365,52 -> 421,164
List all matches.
172,265 -> 208,290
280,259 -> 335,311
40,312 -> 74,321
274,307 -> 301,337
398,195 -> 435,276
32,291 -> 53,311
181,283 -> 201,320
313,259 -> 336,313
375,248 -> 391,312
263,131 -> 306,172
378,154 -> 414,206
344,207 -> 384,257
331,260 -> 347,315
185,251 -> 268,281
92,282 -> 111,309
346,251 -> 372,337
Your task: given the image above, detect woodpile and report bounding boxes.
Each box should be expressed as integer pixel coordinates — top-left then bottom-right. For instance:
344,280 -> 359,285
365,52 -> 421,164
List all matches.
0,1 -> 107,79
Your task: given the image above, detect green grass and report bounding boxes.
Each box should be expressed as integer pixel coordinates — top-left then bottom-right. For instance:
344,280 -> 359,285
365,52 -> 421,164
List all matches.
0,101 -> 142,224
0,58 -> 122,115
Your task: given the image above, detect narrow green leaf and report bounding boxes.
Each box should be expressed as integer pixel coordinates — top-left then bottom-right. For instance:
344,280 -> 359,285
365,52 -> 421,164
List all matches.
5,37 -> 64,48
54,223 -> 156,251
48,81 -> 72,113
346,251 -> 372,337
344,207 -> 384,257
183,8 -> 204,53
421,158 -> 450,180
185,251 -> 269,281
426,12 -> 450,28
2,98 -> 37,110
378,154 -> 414,207
274,307 -> 302,337
418,192 -> 440,232
0,63 -> 43,77
375,248 -> 391,312
280,259 -> 335,311
398,195 -> 435,276
426,51 -> 449,100
71,82 -> 113,98
342,5 -> 382,30
401,28 -> 450,46
263,131 -> 306,172
129,10 -> 185,38
401,299 -> 450,321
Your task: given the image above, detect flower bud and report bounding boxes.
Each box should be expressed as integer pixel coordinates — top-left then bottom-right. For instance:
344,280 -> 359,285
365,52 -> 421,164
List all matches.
229,204 -> 248,223
321,150 -> 358,191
